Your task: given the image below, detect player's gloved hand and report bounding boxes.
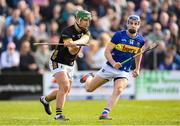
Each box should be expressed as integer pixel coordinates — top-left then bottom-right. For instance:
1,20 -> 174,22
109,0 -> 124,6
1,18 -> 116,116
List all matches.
113,62 -> 122,70
132,69 -> 140,78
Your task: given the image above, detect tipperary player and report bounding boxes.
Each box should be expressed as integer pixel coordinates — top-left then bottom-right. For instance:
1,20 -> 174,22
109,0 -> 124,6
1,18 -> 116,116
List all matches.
80,15 -> 145,120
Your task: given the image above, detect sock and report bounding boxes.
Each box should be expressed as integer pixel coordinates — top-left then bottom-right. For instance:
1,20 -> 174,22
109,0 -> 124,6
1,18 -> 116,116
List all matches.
45,97 -> 50,102
101,108 -> 110,116
56,108 -> 62,115
42,96 -> 49,104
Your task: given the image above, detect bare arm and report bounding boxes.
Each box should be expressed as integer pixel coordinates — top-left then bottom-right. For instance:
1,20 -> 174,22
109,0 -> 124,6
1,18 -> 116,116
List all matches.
74,34 -> 90,45
63,34 -> 90,54
132,45 -> 145,77
105,43 -> 116,65
134,53 -> 142,70
105,42 -> 122,69
134,45 -> 146,70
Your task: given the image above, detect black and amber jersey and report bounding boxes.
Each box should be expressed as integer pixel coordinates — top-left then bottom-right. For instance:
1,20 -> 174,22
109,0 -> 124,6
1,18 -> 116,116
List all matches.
50,25 -> 90,66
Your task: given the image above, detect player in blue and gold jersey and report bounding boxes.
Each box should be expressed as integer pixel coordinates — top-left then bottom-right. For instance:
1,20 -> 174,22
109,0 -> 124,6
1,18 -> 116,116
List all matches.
80,15 -> 145,120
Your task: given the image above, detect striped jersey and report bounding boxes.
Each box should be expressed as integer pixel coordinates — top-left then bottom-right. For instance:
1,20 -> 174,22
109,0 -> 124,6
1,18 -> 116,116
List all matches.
50,25 -> 90,66
107,30 -> 145,72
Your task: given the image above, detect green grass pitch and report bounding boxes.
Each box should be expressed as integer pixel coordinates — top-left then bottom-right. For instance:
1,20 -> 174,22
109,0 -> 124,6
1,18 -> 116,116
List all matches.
0,100 -> 179,126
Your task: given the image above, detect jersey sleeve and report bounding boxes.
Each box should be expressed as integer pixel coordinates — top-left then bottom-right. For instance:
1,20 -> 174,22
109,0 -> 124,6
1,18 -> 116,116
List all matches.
107,31 -> 121,47
61,29 -> 73,43
137,36 -> 145,53
111,31 -> 121,44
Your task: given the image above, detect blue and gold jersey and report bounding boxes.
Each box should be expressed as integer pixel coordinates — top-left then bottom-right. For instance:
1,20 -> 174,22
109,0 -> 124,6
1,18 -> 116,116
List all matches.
107,30 -> 145,72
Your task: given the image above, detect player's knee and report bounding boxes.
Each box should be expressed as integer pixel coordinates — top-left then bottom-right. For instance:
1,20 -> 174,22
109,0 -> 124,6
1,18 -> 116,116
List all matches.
116,86 -> 124,94
63,85 -> 70,93
59,84 -> 70,94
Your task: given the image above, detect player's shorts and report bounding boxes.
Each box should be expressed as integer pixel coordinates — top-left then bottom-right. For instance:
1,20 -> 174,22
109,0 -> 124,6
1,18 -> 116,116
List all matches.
49,60 -> 75,80
96,64 -> 130,81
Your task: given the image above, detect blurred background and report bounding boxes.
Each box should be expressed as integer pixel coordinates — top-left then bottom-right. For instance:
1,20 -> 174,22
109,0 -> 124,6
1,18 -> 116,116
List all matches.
0,0 -> 179,100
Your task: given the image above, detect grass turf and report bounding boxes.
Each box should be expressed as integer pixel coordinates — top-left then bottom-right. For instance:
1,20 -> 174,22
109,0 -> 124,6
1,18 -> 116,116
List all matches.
0,100 -> 179,126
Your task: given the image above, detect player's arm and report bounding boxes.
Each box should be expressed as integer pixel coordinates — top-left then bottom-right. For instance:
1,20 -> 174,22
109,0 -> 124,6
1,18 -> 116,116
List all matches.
105,42 -> 122,69
74,33 -> 90,45
134,52 -> 142,70
133,45 -> 145,77
134,45 -> 146,70
61,32 -> 74,46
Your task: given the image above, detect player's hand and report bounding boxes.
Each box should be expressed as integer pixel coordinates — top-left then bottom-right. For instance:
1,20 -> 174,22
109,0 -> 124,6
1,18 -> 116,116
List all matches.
64,41 -> 76,47
132,69 -> 140,78
113,62 -> 122,70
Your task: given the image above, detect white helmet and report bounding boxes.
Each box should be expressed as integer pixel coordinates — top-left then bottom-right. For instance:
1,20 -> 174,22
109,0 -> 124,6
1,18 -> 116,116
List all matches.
127,15 -> 141,24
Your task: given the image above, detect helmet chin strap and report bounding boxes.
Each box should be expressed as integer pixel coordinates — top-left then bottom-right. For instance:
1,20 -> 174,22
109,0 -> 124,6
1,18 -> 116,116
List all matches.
75,19 -> 87,31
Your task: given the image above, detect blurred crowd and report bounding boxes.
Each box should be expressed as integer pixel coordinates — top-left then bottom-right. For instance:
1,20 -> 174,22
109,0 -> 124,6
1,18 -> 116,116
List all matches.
0,0 -> 179,74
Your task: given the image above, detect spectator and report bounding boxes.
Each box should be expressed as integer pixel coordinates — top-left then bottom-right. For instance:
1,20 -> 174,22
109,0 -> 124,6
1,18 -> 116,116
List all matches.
19,40 -> 38,72
88,33 -> 111,70
66,15 -> 75,26
5,8 -> 25,39
85,39 -> 100,70
159,53 -> 178,70
48,20 -> 60,49
100,7 -> 116,32
109,0 -> 127,18
169,22 -> 179,45
25,11 -> 39,30
32,4 -> 41,25
0,16 -> 5,37
169,0 -> 180,28
34,40 -> 51,74
136,0 -> 152,24
0,42 -> 19,72
0,0 -> 8,17
59,2 -> 76,30
167,45 -> 180,69
159,0 -> 170,14
89,18 -> 104,39
1,24 -> 19,51
144,40 -> 166,70
159,12 -> 169,31
125,1 -> 135,16
33,22 -> 48,42
146,22 -> 164,42
18,0 -> 29,20
20,26 -> 37,52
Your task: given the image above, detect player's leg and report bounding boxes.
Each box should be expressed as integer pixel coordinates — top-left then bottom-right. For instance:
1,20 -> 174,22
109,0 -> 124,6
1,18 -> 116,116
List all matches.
80,65 -> 111,92
40,89 -> 58,115
54,71 -> 71,120
99,78 -> 128,120
45,89 -> 58,101
85,75 -> 108,92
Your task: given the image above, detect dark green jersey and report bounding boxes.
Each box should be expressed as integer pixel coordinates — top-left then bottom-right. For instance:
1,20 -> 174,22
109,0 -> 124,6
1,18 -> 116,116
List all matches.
50,25 -> 90,66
